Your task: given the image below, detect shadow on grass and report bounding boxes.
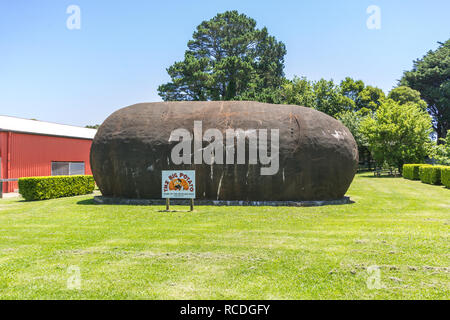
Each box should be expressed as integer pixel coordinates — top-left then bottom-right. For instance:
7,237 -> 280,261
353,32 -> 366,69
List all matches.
76,199 -> 162,206
360,175 -> 402,179
157,209 -> 195,213
77,199 -> 95,205
76,198 -> 194,211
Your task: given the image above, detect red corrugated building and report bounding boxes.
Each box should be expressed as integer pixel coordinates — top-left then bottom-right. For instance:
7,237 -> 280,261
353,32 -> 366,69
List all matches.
0,116 -> 97,193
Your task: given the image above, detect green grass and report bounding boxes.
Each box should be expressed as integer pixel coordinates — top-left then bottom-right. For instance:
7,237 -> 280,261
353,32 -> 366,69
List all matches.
0,173 -> 448,299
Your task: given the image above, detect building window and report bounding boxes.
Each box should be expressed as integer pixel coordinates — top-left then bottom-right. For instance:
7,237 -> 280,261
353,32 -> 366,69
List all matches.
51,162 -> 85,176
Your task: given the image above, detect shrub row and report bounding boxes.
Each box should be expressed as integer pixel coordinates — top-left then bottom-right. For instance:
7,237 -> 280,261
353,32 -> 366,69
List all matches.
419,166 -> 444,185
403,164 -> 450,187
402,164 -> 428,180
440,167 -> 450,188
19,175 -> 95,201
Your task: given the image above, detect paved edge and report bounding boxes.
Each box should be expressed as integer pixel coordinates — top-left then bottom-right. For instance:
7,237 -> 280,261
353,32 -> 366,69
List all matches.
93,196 -> 352,207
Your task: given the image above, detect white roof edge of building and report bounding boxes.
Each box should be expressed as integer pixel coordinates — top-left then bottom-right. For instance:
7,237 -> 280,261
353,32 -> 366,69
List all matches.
0,115 -> 97,139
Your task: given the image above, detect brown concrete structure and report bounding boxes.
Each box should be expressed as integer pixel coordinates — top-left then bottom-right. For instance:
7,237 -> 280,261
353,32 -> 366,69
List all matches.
90,101 -> 358,201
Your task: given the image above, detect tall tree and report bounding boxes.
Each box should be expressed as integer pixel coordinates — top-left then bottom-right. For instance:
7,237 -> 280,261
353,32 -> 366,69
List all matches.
401,39 -> 450,141
279,77 -> 315,107
388,86 -> 427,110
337,110 -> 373,169
339,77 -> 385,113
361,99 -> 433,171
312,79 -> 343,117
433,130 -> 450,165
339,77 -> 365,111
158,11 -> 286,101
238,76 -> 384,119
358,85 -> 385,113
235,77 -> 318,108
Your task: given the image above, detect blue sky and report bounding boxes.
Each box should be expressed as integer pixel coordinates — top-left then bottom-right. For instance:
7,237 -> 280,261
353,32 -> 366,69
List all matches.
1,0 -> 449,126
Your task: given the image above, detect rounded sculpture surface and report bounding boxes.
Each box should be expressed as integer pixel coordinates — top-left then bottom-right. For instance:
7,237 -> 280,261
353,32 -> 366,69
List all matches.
90,101 -> 358,201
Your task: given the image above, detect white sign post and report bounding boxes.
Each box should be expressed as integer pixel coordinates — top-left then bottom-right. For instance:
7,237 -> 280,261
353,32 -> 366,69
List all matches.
161,170 -> 195,211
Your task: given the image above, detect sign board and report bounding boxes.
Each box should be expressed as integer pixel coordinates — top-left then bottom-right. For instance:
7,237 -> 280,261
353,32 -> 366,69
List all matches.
161,170 -> 195,199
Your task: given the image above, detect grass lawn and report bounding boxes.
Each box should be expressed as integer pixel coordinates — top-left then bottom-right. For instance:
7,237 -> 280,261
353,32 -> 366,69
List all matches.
0,172 -> 448,299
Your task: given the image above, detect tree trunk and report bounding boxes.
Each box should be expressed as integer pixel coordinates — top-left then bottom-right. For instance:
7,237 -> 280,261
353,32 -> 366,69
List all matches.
437,124 -> 448,144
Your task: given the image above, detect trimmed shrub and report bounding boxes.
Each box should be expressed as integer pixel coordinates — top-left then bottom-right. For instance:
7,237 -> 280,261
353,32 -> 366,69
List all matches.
402,164 -> 424,180
419,165 -> 446,185
19,175 -> 95,201
441,167 -> 450,188
419,166 -> 433,184
418,165 -> 433,184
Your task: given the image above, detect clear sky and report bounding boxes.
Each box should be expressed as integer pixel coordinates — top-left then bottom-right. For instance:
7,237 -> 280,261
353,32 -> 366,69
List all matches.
1,0 -> 449,126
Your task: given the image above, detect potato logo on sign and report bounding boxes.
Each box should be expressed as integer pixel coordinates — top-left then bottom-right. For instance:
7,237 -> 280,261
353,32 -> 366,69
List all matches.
169,178 -> 189,191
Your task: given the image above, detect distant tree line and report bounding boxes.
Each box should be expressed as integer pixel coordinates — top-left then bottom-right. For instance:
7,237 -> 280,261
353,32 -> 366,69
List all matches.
85,124 -> 100,129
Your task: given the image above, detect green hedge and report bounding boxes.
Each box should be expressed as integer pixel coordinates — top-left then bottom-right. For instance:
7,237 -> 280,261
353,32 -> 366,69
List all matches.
442,167 -> 450,188
19,175 -> 95,201
419,165 -> 446,185
402,164 -> 426,180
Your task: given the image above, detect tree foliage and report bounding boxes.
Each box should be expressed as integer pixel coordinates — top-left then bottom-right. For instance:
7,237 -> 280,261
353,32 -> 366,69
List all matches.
278,77 -> 315,107
339,77 -> 365,111
157,10 -> 388,123
337,110 -> 373,169
388,86 -> 427,110
338,77 -> 385,113
432,130 -> 450,165
401,39 -> 450,141
158,11 -> 286,101
237,76 -> 385,118
312,79 -> 344,116
337,110 -> 370,149
361,99 -> 433,171
358,86 -> 385,113
85,124 -> 100,129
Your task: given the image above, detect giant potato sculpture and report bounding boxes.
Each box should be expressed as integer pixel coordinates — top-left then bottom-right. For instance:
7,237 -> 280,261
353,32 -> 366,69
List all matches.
90,101 -> 358,201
